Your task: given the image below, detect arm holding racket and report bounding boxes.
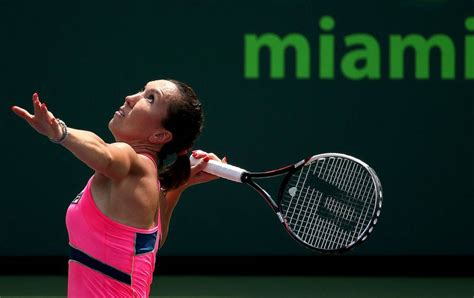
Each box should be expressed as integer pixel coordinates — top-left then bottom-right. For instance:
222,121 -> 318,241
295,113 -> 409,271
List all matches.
190,154 -> 246,183
189,149 -> 383,253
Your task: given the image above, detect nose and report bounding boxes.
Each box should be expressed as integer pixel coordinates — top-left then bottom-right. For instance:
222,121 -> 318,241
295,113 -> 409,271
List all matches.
125,93 -> 139,108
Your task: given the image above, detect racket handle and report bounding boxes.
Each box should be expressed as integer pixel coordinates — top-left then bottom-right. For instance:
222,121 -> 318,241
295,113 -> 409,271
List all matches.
189,155 -> 247,183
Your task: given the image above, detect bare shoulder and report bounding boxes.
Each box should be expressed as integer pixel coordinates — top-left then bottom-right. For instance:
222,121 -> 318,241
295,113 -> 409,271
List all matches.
108,142 -> 158,176
98,142 -> 142,180
92,152 -> 161,229
107,142 -> 138,159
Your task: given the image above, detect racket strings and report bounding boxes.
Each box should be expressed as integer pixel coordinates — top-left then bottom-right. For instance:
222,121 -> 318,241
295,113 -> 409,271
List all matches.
293,159 -> 370,203
311,161 -> 375,249
310,159 -> 375,249
280,157 -> 377,250
300,159 -> 364,248
314,158 -> 376,242
285,162 -> 371,223
292,181 -> 354,249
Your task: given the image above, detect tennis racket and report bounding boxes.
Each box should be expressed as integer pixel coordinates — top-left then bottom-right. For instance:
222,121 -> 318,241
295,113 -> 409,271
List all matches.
190,151 -> 383,253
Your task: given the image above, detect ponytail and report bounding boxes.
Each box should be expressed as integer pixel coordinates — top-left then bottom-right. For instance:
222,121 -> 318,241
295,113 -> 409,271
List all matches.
156,79 -> 203,190
158,154 -> 191,190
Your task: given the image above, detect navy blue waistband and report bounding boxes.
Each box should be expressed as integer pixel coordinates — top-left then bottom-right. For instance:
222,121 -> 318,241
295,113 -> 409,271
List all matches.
69,245 -> 131,285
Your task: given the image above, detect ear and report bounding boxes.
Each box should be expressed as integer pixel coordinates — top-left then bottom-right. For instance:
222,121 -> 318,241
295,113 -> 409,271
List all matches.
149,130 -> 172,144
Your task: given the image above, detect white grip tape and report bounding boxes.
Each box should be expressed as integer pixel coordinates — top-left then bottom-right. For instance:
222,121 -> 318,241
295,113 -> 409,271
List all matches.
189,156 -> 246,183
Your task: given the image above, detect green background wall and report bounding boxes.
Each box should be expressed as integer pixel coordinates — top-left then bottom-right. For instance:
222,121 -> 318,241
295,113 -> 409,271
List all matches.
0,0 -> 472,256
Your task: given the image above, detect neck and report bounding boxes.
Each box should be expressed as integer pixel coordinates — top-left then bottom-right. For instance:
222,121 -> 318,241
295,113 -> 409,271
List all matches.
129,142 -> 162,158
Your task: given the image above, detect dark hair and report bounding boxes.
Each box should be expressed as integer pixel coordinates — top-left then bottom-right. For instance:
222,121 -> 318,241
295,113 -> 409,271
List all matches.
158,79 -> 204,190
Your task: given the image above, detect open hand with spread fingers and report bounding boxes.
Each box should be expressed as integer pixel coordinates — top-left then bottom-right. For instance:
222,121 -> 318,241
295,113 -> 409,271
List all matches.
11,93 -> 64,141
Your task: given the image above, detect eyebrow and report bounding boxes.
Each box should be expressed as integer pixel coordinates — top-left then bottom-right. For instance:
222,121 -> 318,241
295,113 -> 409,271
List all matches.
144,86 -> 162,99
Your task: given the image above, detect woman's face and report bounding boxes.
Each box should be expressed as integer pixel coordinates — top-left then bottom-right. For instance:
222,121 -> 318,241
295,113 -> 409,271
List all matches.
109,80 -> 176,145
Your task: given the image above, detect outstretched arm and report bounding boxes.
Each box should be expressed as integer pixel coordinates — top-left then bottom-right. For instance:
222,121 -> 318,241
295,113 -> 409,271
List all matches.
11,93 -> 137,181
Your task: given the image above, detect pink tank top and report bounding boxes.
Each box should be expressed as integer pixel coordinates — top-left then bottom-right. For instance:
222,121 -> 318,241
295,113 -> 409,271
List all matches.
66,158 -> 161,297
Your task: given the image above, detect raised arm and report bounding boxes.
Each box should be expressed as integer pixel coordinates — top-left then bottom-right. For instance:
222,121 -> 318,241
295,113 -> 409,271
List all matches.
11,93 -> 137,181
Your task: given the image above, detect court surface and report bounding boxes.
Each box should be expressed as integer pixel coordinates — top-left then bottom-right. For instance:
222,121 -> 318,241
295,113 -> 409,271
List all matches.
0,275 -> 472,297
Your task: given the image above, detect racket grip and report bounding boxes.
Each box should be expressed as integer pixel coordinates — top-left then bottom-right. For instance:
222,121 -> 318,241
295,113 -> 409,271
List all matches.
189,156 -> 246,183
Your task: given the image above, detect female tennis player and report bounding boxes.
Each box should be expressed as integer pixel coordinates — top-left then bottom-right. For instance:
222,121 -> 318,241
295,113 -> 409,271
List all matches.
11,79 -> 225,297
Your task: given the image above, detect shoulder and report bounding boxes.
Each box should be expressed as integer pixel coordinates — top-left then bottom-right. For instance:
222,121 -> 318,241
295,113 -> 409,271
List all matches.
103,142 -> 148,180
108,142 -> 146,167
108,142 -> 136,153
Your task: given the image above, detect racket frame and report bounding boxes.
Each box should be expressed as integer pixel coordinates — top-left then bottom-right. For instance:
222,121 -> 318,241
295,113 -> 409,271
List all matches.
190,152 -> 383,253
241,164 -> 295,216
243,153 -> 383,253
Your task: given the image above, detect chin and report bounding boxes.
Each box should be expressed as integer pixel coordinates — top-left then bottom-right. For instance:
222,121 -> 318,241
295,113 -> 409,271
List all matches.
108,119 -> 113,132
108,120 -> 118,139
108,121 -> 127,143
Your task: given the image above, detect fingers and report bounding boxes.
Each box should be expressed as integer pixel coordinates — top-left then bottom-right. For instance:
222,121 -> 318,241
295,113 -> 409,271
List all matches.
41,103 -> 56,124
38,96 -> 48,117
32,93 -> 49,118
192,150 -> 208,160
33,93 -> 56,124
32,93 -> 41,116
192,151 -> 209,162
190,157 -> 209,174
189,156 -> 220,183
13,92 -> 58,134
192,150 -> 228,164
187,150 -> 229,187
11,106 -> 33,122
206,153 -> 220,162
208,153 -> 227,164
